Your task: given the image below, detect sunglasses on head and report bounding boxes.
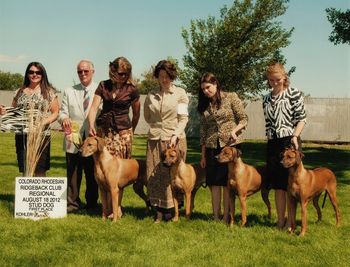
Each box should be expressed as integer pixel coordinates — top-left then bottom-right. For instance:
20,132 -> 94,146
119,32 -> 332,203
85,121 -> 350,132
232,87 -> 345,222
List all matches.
77,70 -> 90,75
109,61 -> 117,68
28,70 -> 42,75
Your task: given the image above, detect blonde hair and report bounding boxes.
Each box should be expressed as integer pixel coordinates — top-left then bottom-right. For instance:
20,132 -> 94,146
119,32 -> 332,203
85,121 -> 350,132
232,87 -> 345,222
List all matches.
266,63 -> 290,89
109,57 -> 134,85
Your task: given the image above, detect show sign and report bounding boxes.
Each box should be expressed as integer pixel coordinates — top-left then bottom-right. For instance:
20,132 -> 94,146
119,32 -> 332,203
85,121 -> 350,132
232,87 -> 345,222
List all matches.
15,177 -> 67,220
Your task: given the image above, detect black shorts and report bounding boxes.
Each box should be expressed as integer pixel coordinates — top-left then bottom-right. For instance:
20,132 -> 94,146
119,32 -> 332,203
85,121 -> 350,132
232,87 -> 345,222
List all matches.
205,144 -> 242,186
15,134 -> 51,174
266,136 -> 301,190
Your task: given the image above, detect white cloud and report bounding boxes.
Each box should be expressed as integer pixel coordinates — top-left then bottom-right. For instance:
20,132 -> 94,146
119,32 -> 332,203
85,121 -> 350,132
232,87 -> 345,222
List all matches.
0,54 -> 26,63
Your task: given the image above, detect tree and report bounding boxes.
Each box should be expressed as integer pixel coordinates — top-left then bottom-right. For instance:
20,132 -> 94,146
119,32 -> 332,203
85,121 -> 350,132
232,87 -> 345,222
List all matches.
326,7 -> 350,45
138,57 -> 182,95
181,0 -> 293,99
137,66 -> 159,95
0,71 -> 23,91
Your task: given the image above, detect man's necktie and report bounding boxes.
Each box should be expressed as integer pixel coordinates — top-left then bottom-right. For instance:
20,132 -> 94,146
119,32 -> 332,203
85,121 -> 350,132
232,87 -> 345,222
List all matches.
83,88 -> 90,114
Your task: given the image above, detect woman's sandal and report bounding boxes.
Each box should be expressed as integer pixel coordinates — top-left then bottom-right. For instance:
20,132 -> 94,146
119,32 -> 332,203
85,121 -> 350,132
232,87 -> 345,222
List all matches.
154,212 -> 162,224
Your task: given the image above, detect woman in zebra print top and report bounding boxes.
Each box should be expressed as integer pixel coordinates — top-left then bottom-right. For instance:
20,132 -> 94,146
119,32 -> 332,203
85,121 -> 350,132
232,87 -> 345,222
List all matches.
262,63 -> 306,229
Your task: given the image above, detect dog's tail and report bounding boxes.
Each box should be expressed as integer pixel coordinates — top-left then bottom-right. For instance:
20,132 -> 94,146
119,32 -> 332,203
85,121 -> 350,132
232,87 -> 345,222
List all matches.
322,191 -> 328,208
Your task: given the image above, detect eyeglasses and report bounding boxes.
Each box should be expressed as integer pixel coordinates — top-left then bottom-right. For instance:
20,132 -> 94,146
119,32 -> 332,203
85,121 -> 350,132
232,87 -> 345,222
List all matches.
28,70 -> 42,75
116,72 -> 127,77
77,70 -> 90,75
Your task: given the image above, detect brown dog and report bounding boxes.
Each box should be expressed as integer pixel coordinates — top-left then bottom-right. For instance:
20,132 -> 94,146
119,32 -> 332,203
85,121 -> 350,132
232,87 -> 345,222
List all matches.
216,146 -> 271,226
80,136 -> 140,222
281,147 -> 340,236
163,147 -> 206,221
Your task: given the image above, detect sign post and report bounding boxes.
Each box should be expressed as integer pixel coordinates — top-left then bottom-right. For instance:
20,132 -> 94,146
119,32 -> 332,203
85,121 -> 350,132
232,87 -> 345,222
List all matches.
15,177 -> 67,220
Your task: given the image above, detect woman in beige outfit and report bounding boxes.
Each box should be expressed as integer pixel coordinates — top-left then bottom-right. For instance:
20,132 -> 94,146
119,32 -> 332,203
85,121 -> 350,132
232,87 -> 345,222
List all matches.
144,60 -> 189,223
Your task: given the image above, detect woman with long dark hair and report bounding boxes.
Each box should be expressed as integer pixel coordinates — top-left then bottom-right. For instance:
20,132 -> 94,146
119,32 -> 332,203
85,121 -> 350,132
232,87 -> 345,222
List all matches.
198,72 -> 248,222
1,62 -> 59,176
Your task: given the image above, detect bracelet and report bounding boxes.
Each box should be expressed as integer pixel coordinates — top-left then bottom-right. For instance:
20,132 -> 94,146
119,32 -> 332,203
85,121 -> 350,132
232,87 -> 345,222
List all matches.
292,134 -> 298,138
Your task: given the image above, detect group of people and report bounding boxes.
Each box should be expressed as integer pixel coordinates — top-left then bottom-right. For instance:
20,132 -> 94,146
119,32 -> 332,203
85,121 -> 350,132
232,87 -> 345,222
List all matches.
0,58 -> 306,229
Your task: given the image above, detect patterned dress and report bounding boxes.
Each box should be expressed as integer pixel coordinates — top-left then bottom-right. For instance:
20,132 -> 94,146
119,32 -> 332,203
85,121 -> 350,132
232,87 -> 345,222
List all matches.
14,88 -> 57,173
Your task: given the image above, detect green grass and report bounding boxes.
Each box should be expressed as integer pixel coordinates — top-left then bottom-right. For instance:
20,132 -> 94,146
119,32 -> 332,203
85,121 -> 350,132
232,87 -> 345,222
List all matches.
0,132 -> 349,266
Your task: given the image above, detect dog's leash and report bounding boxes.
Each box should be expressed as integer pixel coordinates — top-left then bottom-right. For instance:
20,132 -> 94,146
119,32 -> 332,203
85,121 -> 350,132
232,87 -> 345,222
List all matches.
73,141 -> 83,153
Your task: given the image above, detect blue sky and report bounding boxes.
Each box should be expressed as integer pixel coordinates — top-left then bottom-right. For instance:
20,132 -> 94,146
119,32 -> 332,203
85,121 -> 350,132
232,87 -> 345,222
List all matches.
0,0 -> 349,97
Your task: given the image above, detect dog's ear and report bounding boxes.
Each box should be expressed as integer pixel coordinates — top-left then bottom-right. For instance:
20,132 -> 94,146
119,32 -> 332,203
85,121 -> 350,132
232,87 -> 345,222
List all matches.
169,138 -> 179,149
299,151 -> 305,158
279,151 -> 284,159
289,141 -> 297,150
96,137 -> 105,152
295,150 -> 304,164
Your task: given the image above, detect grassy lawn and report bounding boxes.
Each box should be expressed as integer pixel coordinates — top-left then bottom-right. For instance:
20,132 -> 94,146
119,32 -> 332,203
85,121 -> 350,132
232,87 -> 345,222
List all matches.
0,132 -> 349,266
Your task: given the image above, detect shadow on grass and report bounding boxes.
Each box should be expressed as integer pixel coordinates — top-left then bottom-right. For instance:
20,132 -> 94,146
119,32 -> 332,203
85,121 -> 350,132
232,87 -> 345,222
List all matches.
302,147 -> 350,185
121,206 -> 275,227
243,214 -> 275,228
0,193 -> 14,202
0,193 -> 15,214
240,142 -> 267,166
0,162 -> 18,168
72,204 -> 215,222
50,155 -> 67,169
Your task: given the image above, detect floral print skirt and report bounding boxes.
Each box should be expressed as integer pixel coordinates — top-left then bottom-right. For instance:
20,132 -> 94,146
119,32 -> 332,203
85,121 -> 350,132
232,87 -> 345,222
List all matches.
98,128 -> 133,159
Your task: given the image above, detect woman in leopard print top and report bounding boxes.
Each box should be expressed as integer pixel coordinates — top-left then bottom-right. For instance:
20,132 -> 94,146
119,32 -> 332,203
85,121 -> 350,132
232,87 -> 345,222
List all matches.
198,72 -> 248,222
